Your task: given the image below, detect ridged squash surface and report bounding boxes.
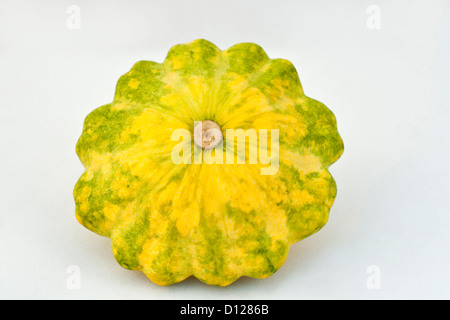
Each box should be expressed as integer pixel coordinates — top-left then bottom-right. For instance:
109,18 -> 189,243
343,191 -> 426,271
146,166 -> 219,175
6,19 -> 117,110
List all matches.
74,39 -> 344,286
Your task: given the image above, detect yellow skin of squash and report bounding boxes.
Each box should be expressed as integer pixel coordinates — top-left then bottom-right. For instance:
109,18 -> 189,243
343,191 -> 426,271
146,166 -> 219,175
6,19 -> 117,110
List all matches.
74,39 -> 344,286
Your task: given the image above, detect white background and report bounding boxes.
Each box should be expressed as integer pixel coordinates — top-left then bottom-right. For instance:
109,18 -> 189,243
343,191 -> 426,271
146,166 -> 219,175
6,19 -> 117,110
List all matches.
1,0 -> 449,300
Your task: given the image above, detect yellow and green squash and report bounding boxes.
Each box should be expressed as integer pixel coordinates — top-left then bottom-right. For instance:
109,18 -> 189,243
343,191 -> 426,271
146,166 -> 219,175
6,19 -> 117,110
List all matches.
74,39 -> 344,286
